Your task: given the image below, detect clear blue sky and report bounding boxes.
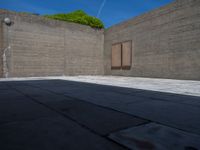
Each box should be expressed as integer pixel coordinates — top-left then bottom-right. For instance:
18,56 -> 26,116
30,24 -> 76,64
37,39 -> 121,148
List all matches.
0,0 -> 174,28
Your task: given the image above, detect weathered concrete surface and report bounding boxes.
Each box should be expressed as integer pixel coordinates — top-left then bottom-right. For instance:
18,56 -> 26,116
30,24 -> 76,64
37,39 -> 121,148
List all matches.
3,76 -> 197,97
109,123 -> 200,150
0,79 -> 200,149
1,0 -> 200,80
59,76 -> 200,97
64,28 -> 104,76
0,10 -> 104,77
45,98 -> 148,135
0,116 -> 126,150
0,16 -> 3,77
14,78 -> 199,135
0,81 -> 134,150
104,0 -> 200,80
0,13 -> 5,78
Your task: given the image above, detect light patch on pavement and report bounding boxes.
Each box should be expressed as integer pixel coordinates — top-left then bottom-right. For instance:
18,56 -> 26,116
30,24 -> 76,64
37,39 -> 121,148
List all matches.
0,76 -> 200,97
109,123 -> 200,150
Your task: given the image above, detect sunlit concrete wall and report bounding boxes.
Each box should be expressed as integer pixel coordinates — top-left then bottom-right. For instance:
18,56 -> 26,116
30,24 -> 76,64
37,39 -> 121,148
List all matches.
64,23 -> 104,76
0,10 -> 104,77
104,0 -> 200,80
0,18 -> 3,77
0,0 -> 200,80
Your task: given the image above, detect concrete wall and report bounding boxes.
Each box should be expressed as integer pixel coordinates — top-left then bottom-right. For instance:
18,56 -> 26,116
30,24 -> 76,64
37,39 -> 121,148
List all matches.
64,24 -> 104,75
104,0 -> 200,80
1,0 -> 200,80
0,18 -> 3,77
0,10 -> 104,77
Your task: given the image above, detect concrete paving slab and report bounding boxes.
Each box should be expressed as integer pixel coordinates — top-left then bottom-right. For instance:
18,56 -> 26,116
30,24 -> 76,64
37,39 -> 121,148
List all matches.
8,82 -> 148,135
10,85 -> 69,103
59,76 -> 200,97
26,80 -> 140,96
45,99 -> 148,135
112,100 -> 200,135
62,91 -> 147,110
34,80 -> 200,135
31,80 -> 199,136
0,89 -> 28,101
0,82 -> 9,90
0,99 -> 58,125
0,78 -> 200,150
133,91 -> 200,107
109,123 -> 200,150
5,79 -> 199,135
4,75 -> 200,96
24,80 -> 146,108
0,116 -> 126,150
64,90 -> 145,105
51,82 -> 200,108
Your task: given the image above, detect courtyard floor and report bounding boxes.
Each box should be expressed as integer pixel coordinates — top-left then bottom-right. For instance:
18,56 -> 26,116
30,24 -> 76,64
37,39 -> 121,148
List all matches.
0,76 -> 200,150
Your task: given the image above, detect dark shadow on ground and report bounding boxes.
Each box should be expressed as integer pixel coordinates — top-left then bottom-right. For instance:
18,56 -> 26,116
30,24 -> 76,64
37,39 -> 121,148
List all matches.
0,79 -> 200,150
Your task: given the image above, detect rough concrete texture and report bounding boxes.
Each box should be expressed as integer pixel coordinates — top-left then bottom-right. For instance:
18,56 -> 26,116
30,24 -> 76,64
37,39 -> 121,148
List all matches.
0,80 -> 147,150
0,10 -> 104,77
104,0 -> 200,80
0,15 -> 4,77
109,123 -> 200,150
60,76 -> 200,97
3,76 -> 198,97
0,79 -> 200,149
1,0 -> 200,80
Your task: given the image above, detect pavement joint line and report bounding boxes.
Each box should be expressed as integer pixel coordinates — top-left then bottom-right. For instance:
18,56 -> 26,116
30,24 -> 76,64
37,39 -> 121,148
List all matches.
100,88 -> 200,108
116,87 -> 200,108
6,83 -> 130,150
123,93 -> 200,108
105,121 -> 151,137
1,76 -> 200,97
7,81 -> 200,136
34,85 -> 200,136
24,82 -> 152,123
104,136 -> 132,150
46,79 -> 200,108
148,96 -> 200,108
0,116 -> 59,127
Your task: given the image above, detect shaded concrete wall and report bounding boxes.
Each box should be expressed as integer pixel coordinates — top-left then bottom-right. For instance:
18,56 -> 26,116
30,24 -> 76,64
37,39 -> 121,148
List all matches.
0,10 -> 104,77
104,0 -> 200,80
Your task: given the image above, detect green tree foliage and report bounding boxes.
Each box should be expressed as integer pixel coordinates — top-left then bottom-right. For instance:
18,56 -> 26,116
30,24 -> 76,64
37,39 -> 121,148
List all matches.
44,10 -> 104,29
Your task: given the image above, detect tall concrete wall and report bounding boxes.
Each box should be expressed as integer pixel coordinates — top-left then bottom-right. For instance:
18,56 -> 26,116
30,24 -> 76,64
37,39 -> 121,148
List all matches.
0,10 -> 104,77
1,0 -> 200,80
104,0 -> 200,80
0,18 -> 3,77
64,24 -> 104,75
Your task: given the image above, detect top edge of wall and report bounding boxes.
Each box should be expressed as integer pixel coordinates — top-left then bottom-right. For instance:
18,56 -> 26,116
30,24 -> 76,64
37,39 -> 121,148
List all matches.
0,9 -> 104,33
105,0 -> 198,32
